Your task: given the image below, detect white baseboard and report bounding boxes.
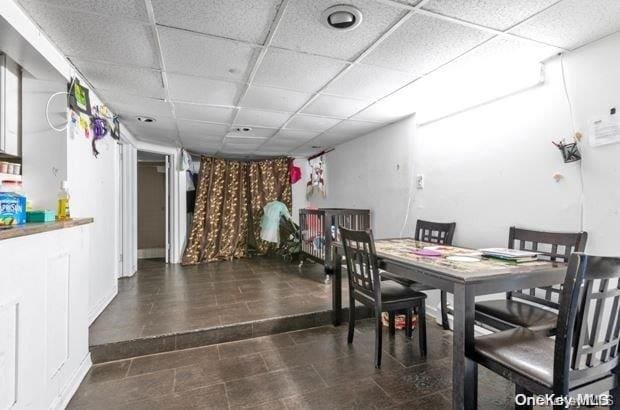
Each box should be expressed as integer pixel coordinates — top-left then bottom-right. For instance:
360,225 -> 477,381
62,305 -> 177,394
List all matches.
51,353 -> 91,410
88,282 -> 118,325
138,248 -> 165,259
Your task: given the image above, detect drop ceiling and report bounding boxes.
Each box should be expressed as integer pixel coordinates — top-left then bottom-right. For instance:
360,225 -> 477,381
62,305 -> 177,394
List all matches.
16,0 -> 620,157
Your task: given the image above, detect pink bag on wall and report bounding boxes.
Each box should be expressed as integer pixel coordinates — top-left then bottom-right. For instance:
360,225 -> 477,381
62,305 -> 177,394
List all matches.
290,164 -> 302,184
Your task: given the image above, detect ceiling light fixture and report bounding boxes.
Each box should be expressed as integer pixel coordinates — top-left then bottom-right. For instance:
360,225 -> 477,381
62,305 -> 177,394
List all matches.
322,5 -> 363,31
136,116 -> 156,123
233,126 -> 253,132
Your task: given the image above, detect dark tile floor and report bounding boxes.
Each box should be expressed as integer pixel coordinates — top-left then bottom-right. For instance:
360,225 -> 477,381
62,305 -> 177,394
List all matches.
72,319 -> 519,409
89,257 -> 365,362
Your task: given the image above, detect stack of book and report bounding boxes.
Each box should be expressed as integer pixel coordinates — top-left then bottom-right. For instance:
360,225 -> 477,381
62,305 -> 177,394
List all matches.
479,248 -> 540,263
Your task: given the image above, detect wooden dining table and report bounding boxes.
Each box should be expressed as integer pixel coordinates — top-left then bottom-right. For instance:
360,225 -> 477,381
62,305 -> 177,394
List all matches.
329,238 -> 567,410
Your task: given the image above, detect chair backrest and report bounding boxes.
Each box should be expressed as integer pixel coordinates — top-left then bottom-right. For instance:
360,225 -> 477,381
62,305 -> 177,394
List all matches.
554,254 -> 620,392
415,220 -> 456,245
508,227 -> 588,309
339,227 -> 381,300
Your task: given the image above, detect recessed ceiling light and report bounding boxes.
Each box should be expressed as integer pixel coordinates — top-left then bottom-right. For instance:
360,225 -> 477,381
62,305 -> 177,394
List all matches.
233,126 -> 253,132
136,116 -> 156,123
322,5 -> 363,31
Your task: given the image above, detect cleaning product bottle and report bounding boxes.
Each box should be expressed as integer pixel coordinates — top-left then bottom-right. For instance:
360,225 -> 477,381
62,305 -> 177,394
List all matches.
57,180 -> 71,220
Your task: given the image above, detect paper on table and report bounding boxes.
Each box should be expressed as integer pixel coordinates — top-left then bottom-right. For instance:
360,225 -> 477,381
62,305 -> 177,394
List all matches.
589,115 -> 620,147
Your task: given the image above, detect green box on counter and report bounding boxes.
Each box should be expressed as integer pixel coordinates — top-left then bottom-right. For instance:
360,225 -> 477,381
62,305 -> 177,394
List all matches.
26,210 -> 56,223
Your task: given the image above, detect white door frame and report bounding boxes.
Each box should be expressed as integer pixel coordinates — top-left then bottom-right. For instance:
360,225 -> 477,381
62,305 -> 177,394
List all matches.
117,138 -> 186,276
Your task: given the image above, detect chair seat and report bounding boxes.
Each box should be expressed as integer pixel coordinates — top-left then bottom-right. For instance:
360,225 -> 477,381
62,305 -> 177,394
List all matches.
358,279 -> 426,304
476,299 -> 558,333
475,327 -> 555,388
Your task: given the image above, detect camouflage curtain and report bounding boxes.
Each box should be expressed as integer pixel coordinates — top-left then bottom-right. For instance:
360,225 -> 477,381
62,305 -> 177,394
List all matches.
182,156 -> 291,265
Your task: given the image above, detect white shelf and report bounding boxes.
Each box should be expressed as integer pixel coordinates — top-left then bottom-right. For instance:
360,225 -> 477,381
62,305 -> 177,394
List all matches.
0,173 -> 22,182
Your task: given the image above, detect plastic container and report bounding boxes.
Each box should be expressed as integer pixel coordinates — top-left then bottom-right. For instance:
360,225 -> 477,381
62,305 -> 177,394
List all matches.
13,164 -> 21,175
0,162 -> 8,173
6,163 -> 14,174
27,210 -> 55,222
57,180 -> 71,220
0,181 -> 26,226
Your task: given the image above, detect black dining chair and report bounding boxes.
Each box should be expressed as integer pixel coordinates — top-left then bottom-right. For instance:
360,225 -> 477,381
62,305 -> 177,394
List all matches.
339,227 -> 427,368
473,253 -> 620,408
382,219 -> 456,330
476,227 -> 587,336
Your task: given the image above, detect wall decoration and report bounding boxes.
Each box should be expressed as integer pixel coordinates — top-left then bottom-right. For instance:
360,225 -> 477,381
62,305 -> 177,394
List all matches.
553,139 -> 581,163
67,79 -> 91,116
306,155 -> 326,198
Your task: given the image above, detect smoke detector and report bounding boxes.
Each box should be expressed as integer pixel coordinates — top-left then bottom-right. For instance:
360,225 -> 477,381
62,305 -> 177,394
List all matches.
322,5 -> 363,31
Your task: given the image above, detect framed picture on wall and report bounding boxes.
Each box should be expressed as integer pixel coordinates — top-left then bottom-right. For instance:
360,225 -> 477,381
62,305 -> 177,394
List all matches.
67,78 -> 92,116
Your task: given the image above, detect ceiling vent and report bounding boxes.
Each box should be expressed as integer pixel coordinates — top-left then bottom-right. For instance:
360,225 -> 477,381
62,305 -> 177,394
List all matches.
322,5 -> 363,31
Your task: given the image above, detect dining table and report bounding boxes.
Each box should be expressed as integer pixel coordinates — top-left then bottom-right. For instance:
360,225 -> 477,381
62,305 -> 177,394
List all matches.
329,238 -> 567,410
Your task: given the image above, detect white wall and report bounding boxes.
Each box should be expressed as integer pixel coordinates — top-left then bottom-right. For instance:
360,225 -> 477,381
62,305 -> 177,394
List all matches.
301,116 -> 417,239
317,33 -> 620,318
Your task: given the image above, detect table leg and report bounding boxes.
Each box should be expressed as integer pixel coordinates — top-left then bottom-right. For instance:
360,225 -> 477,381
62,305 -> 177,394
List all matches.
331,251 -> 342,326
452,283 -> 477,410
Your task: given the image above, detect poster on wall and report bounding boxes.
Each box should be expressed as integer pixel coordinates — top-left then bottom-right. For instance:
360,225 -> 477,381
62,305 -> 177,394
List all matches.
589,112 -> 620,147
306,155 -> 326,199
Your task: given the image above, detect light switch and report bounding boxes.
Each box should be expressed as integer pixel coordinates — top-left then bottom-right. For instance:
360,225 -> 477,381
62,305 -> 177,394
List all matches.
416,174 -> 424,189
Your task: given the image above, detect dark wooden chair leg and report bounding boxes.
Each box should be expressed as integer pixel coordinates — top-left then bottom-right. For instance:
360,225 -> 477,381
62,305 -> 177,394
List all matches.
388,312 -> 396,336
347,292 -> 355,344
418,303 -> 427,356
374,310 -> 383,368
515,385 -> 533,410
405,310 -> 413,338
440,290 -> 450,330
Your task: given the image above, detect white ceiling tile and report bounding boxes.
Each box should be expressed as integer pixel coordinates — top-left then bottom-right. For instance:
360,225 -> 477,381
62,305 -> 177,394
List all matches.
272,129 -> 322,141
272,0 -> 406,60
150,0 -> 281,44
324,119 -> 384,137
362,13 -> 491,74
19,0 -> 160,68
253,48 -> 348,92
168,74 -> 243,105
72,59 -> 164,99
227,127 -> 277,139
352,82 -> 418,122
239,86 -> 312,112
124,117 -> 178,141
312,133 -> 357,147
302,94 -> 370,118
24,0 -> 150,21
510,0 -> 620,50
99,91 -> 173,119
262,138 -> 303,149
174,103 -> 235,124
286,114 -> 342,132
178,120 -> 229,140
183,140 -> 222,153
325,63 -> 416,100
422,0 -> 559,31
234,108 -> 292,128
159,27 -> 259,81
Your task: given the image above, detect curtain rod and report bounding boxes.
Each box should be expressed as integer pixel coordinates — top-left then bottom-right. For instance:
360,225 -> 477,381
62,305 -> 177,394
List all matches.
307,148 -> 334,161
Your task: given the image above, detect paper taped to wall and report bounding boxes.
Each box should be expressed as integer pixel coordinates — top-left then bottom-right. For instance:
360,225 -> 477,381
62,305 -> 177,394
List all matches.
589,115 -> 620,147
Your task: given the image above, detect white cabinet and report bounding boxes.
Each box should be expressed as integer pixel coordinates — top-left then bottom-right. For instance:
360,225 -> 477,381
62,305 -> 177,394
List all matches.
0,53 -> 21,157
0,224 -> 92,409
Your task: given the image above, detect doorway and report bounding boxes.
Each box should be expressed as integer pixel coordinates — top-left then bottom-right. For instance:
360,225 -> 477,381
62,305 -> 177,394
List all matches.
136,150 -> 171,263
